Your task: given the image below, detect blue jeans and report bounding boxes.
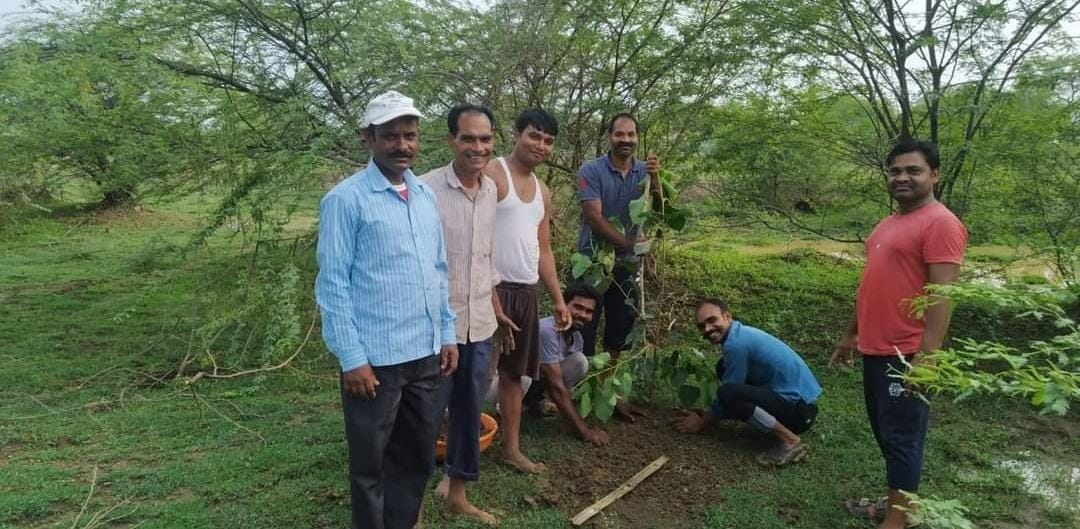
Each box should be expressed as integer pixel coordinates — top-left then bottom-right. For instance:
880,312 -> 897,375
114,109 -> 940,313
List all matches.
434,339 -> 492,481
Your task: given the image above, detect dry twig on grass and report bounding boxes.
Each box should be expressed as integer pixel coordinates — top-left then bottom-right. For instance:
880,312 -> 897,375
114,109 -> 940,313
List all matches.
184,314 -> 316,384
570,456 -> 669,526
70,465 -> 140,529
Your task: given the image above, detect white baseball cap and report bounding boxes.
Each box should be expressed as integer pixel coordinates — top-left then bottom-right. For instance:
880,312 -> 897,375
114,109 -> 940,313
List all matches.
361,90 -> 425,128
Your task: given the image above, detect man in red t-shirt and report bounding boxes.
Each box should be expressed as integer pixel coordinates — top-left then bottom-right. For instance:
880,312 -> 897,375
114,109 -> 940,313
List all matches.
830,139 -> 968,529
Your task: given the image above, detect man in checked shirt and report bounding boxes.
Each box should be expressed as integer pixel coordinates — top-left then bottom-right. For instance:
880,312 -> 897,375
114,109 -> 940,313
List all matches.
420,104 -> 515,525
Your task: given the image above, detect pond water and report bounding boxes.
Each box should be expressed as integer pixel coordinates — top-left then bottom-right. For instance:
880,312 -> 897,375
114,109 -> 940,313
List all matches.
998,452 -> 1080,513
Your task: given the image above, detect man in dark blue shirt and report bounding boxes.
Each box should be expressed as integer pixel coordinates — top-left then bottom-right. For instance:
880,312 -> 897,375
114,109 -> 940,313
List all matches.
675,299 -> 822,466
576,113 -> 660,356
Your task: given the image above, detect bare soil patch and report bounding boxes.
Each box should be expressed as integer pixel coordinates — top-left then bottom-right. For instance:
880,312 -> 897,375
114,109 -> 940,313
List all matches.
533,408 -> 765,528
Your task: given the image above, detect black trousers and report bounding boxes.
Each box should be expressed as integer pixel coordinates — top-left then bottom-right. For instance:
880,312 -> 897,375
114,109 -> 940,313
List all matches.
863,355 -> 929,492
341,355 -> 440,529
582,265 -> 637,355
714,383 -> 818,435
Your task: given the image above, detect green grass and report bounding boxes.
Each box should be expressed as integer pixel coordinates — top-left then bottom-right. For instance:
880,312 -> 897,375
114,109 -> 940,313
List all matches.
1,201 -> 1077,529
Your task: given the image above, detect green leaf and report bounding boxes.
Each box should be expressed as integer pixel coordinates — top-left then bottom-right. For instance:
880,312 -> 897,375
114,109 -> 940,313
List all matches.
572,381 -> 589,398
617,371 -> 633,397
623,320 -> 646,347
598,249 -> 616,271
633,239 -> 654,255
570,253 -> 593,279
595,276 -> 613,294
673,367 -> 689,388
660,178 -> 679,203
594,387 -> 616,421
584,267 -> 604,289
663,206 -> 688,231
678,384 -> 701,407
628,195 -> 649,226
578,388 -> 596,416
589,352 -> 611,370
578,390 -> 592,418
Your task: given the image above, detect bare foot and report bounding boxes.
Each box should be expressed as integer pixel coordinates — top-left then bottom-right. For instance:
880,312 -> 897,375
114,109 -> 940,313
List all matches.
447,498 -> 498,525
501,451 -> 546,474
434,475 -> 450,499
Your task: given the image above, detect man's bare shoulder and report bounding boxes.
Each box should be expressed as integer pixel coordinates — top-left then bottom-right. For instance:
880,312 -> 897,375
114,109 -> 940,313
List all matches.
483,159 -> 505,180
485,158 -> 509,200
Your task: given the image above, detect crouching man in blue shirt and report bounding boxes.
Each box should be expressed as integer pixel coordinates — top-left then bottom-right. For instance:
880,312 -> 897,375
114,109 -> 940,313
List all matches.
674,298 -> 822,466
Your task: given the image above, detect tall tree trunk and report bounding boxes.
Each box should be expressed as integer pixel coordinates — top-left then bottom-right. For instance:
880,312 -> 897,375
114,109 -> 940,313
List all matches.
99,185 -> 136,208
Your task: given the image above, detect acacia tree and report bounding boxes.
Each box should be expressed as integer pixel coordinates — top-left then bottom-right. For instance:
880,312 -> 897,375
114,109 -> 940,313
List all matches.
472,0 -> 751,178
99,0 -> 756,244
969,56 -> 1080,282
0,12 -> 213,207
751,0 -> 1080,211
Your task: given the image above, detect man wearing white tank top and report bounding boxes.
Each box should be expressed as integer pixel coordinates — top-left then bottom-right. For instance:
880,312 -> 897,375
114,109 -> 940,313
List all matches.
484,108 -> 571,474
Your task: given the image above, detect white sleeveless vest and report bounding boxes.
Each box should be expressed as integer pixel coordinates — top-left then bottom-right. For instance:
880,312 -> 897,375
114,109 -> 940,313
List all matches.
494,157 -> 544,284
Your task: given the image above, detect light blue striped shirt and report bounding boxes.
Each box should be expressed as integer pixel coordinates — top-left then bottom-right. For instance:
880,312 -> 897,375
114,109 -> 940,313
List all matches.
315,162 -> 456,371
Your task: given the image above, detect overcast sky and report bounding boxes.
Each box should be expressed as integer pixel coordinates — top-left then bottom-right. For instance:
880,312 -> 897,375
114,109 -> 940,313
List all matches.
1,0 -> 1078,44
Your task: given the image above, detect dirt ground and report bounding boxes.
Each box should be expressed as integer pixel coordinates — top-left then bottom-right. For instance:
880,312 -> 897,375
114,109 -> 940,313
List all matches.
528,408 -> 770,529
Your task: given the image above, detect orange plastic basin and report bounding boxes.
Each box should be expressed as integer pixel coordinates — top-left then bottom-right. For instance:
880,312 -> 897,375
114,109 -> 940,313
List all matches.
435,412 -> 498,463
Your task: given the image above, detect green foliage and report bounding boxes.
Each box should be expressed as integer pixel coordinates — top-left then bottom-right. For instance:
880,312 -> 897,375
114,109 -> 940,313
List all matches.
570,170 -> 695,420
905,282 -> 1080,415
0,11 -> 216,207
899,493 -> 976,529
659,347 -> 718,408
3,206 -> 1077,528
700,92 -> 876,215
672,246 -> 862,351
570,244 -> 616,294
962,57 -> 1080,282
572,352 -> 634,421
193,254 -> 307,379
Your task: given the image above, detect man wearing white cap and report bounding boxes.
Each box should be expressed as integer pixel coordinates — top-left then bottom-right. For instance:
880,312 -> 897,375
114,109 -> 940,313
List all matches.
316,90 -> 459,529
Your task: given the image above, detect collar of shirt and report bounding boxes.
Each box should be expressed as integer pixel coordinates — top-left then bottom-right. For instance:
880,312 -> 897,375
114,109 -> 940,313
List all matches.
364,159 -> 423,194
445,163 -> 493,198
604,152 -> 644,178
722,320 -> 744,348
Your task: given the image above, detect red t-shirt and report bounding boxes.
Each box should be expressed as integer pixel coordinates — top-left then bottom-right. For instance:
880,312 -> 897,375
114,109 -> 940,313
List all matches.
856,201 -> 968,355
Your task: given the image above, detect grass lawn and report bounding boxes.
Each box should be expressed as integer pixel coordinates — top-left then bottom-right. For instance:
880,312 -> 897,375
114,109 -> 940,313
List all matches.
1,200 -> 1077,529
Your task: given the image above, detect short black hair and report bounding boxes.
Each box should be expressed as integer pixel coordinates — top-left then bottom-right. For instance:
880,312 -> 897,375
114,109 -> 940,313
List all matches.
607,112 -> 638,134
886,139 -> 940,170
564,283 -> 600,306
447,104 -> 495,137
696,298 -> 730,313
514,107 -> 559,136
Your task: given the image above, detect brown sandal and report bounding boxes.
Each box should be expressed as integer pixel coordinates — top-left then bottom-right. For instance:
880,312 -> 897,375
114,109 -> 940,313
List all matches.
755,442 -> 807,466
845,497 -> 888,522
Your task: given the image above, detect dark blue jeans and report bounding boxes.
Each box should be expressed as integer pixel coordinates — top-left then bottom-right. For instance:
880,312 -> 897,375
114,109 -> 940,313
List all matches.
434,339 -> 492,481
341,354 -> 440,529
582,265 -> 638,355
714,383 -> 818,435
863,355 -> 930,492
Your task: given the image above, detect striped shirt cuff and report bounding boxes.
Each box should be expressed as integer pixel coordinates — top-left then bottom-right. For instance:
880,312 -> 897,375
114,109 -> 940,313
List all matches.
440,319 -> 457,347
337,349 -> 369,372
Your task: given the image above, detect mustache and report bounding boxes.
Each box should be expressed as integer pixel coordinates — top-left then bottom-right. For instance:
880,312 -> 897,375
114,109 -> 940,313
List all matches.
388,150 -> 413,159
616,142 -> 635,150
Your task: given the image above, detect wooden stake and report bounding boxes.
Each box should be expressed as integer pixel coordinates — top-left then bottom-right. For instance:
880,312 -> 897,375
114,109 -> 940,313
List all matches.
570,455 -> 669,526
